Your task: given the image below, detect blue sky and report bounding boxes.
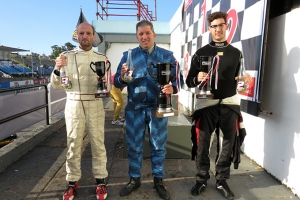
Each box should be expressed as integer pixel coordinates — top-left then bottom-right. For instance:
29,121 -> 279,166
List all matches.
0,0 -> 182,56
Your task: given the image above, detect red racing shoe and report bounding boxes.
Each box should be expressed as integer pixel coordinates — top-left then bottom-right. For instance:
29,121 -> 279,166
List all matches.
63,182 -> 78,200
96,184 -> 107,200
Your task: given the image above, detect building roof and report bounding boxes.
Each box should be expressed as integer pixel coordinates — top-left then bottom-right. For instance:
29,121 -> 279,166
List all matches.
0,45 -> 29,52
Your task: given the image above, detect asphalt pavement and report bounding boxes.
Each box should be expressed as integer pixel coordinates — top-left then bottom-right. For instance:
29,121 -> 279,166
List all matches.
0,95 -> 298,200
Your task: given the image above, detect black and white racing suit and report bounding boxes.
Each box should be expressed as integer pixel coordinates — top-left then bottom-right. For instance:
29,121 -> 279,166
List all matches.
186,41 -> 242,183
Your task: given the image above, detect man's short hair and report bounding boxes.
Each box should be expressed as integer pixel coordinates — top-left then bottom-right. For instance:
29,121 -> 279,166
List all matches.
207,11 -> 228,24
136,20 -> 155,33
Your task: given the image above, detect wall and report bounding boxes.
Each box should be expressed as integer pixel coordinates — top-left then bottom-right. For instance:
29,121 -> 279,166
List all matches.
241,8 -> 300,196
168,3 -> 194,114
92,20 -> 170,34
168,3 -> 195,115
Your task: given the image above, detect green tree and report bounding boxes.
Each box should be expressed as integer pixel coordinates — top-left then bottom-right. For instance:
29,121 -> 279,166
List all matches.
65,42 -> 76,51
50,43 -> 76,59
25,52 -> 39,57
50,45 -> 62,59
31,52 -> 40,58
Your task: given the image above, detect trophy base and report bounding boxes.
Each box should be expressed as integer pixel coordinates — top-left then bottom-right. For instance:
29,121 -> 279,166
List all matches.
196,93 -> 214,99
123,77 -> 134,82
152,109 -> 179,118
157,107 -> 173,112
95,92 -> 109,98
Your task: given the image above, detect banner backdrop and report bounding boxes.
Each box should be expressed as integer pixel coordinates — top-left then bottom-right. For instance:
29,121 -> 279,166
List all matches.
181,0 -> 268,102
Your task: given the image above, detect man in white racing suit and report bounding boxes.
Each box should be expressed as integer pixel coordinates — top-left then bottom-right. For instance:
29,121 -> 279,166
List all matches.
51,22 -> 109,200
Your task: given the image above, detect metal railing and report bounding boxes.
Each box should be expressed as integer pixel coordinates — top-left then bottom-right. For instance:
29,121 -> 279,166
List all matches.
0,84 -> 49,125
46,83 -> 66,124
0,83 -> 66,126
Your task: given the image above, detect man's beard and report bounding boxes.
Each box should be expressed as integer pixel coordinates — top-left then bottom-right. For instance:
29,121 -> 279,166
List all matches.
80,41 -> 92,50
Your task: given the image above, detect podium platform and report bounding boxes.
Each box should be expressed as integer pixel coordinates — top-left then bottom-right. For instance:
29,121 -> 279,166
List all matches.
123,113 -> 192,159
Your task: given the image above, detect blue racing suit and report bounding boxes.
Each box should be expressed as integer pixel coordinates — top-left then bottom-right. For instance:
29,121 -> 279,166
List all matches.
114,45 -> 183,178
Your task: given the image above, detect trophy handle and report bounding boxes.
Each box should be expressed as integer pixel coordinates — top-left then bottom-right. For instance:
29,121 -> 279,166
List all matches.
90,62 -> 96,73
193,54 -> 202,72
106,60 -> 111,71
147,62 -> 158,82
171,63 -> 178,82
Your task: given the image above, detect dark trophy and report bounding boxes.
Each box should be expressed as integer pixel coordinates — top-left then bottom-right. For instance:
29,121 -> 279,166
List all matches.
147,62 -> 178,118
90,61 -> 111,98
195,56 -> 214,99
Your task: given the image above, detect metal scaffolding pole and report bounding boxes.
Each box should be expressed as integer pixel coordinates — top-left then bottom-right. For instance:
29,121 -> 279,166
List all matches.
96,0 -> 156,21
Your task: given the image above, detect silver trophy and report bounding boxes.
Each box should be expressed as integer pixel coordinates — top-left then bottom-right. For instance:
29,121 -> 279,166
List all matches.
195,56 -> 214,99
123,49 -> 134,82
193,55 -> 220,99
237,58 -> 246,92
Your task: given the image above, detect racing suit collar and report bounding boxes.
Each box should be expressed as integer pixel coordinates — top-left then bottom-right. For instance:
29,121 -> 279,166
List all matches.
77,47 -> 93,52
209,41 -> 229,47
139,43 -> 156,55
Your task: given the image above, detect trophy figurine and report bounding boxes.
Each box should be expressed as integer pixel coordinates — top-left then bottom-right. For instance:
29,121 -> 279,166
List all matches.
147,62 -> 179,118
90,60 -> 111,98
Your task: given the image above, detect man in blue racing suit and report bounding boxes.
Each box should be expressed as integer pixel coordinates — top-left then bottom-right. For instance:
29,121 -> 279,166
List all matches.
114,20 -> 183,200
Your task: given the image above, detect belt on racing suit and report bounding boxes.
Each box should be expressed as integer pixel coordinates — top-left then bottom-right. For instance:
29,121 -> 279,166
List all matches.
67,93 -> 100,101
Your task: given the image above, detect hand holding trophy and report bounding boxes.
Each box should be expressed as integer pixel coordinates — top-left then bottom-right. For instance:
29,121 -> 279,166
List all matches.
194,55 -> 220,99
236,58 -> 251,92
123,49 -> 134,82
147,62 -> 179,118
56,55 -> 72,89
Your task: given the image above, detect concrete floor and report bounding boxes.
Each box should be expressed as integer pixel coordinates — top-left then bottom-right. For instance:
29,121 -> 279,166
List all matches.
0,96 -> 298,200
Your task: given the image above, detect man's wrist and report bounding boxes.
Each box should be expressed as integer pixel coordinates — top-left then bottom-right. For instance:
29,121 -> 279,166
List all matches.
172,85 -> 177,94
119,76 -> 126,84
193,77 -> 198,85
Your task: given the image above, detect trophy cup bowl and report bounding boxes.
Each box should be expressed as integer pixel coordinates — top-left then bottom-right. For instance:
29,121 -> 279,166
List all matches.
196,56 -> 214,99
90,61 -> 110,98
147,62 -> 178,118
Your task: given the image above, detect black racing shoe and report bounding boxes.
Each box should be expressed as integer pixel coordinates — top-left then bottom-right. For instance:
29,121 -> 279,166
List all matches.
119,177 -> 141,196
153,177 -> 170,200
191,181 -> 207,196
216,180 -> 235,200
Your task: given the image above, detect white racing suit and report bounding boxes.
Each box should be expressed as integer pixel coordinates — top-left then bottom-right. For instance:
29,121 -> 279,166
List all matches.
50,48 -> 108,182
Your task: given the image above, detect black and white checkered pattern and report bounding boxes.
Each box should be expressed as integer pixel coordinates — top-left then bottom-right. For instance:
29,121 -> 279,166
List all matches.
180,0 -> 268,102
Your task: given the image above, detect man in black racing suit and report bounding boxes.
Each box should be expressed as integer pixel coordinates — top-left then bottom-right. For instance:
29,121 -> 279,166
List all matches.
186,11 -> 246,200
